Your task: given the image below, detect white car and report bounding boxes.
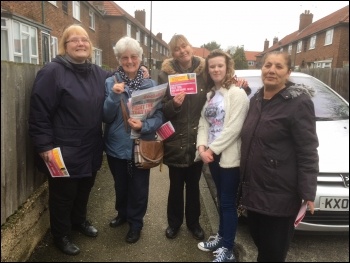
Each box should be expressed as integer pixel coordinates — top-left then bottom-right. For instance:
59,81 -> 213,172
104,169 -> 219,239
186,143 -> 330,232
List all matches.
236,70 -> 349,232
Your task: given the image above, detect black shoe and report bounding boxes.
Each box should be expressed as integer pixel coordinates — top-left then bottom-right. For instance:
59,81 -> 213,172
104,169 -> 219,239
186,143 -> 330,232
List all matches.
109,216 -> 127,228
188,225 -> 205,240
53,236 -> 80,256
126,228 -> 141,243
73,220 -> 98,237
165,226 -> 179,239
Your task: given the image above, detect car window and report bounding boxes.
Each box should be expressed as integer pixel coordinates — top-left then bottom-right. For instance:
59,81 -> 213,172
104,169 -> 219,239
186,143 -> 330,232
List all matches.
243,76 -> 349,120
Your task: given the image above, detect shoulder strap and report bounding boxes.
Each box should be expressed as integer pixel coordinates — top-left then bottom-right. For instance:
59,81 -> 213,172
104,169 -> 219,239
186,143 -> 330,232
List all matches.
113,75 -> 129,132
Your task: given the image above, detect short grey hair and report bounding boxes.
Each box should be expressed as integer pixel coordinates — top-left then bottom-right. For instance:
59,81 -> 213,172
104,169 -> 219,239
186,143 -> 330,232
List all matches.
113,36 -> 143,63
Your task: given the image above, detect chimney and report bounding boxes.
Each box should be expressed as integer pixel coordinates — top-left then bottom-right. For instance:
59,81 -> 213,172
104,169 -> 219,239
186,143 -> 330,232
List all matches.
273,37 -> 278,45
264,39 -> 269,51
156,33 -> 162,40
135,9 -> 146,27
299,10 -> 313,32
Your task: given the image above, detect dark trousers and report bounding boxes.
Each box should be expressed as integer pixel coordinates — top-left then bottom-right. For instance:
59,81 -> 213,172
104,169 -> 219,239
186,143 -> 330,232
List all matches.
48,172 -> 96,238
167,161 -> 203,229
247,210 -> 296,262
209,156 -> 240,250
107,155 -> 150,231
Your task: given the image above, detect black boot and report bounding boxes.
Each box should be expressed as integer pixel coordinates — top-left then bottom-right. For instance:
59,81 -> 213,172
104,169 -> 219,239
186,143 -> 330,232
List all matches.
53,236 -> 80,256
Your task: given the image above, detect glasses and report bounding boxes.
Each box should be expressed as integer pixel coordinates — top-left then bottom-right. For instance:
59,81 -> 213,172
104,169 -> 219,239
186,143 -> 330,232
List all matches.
65,38 -> 90,44
121,55 -> 139,62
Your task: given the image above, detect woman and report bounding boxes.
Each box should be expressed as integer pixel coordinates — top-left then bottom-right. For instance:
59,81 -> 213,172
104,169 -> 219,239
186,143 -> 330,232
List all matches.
158,34 -> 208,240
240,51 -> 319,262
196,50 -> 249,262
103,36 -> 164,244
28,24 -> 113,256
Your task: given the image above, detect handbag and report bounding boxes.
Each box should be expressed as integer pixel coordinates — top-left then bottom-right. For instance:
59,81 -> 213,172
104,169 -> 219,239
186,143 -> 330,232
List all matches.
119,90 -> 164,169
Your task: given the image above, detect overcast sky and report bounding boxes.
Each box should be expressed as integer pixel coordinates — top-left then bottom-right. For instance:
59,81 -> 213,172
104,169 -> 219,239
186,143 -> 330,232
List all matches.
116,1 -> 348,51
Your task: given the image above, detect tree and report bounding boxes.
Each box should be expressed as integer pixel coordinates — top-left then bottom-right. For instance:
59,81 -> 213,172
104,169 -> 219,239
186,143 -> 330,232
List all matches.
201,41 -> 221,51
232,46 -> 248,70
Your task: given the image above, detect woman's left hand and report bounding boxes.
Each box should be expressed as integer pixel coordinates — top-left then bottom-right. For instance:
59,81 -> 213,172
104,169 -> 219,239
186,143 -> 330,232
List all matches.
307,201 -> 315,214
128,118 -> 142,131
140,66 -> 149,79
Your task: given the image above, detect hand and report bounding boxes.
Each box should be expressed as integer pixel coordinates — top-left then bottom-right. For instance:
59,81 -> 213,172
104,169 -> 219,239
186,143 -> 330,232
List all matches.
141,65 -> 150,79
39,150 -> 53,163
128,118 -> 142,131
173,92 -> 186,107
236,78 -> 248,88
306,201 -> 315,214
112,82 -> 125,94
199,149 -> 214,164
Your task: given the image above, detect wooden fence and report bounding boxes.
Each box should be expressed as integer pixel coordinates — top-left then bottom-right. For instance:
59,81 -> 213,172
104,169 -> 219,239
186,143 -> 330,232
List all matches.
1,62 -> 348,225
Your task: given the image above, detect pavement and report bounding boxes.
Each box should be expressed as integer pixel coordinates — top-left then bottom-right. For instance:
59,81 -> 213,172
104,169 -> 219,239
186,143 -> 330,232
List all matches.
27,156 -> 257,262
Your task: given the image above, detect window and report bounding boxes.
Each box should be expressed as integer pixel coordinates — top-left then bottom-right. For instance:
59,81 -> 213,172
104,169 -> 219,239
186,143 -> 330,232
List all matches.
42,32 -> 50,65
48,1 -> 57,5
1,18 -> 10,61
144,35 -> 147,46
92,48 -> 102,66
248,61 -> 255,66
127,23 -> 131,37
13,21 -> 38,64
280,47 -> 283,52
288,44 -> 292,55
136,29 -> 140,42
51,36 -> 58,59
325,29 -> 333,45
296,41 -> 302,53
89,10 -> 95,30
314,59 -> 332,68
309,35 -> 316,49
62,1 -> 68,13
73,1 -> 80,21
156,42 -> 158,52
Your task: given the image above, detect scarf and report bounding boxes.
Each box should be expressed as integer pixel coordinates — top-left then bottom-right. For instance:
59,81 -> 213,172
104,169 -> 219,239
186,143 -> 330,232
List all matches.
116,66 -> 143,94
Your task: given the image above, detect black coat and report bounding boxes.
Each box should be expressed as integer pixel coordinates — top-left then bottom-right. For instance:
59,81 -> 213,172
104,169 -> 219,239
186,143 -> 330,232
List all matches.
29,55 -> 113,178
240,82 -> 319,217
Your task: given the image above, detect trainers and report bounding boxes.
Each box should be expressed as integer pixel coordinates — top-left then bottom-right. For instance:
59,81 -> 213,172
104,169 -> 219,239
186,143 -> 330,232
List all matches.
198,233 -> 223,252
212,247 -> 236,262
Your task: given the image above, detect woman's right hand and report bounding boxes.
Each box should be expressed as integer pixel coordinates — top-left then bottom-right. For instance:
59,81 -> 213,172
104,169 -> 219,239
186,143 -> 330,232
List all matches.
112,82 -> 125,94
39,150 -> 53,163
173,92 -> 186,107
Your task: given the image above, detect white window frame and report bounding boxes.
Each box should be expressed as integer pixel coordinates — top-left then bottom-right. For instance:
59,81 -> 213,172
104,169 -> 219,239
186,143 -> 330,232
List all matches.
314,59 -> 332,68
288,44 -> 292,55
309,35 -> 316,49
92,47 -> 102,66
325,29 -> 333,46
89,9 -> 95,30
127,23 -> 131,37
136,29 -> 140,42
73,1 -> 80,21
12,20 -> 38,64
48,1 -> 57,6
51,36 -> 58,59
1,18 -> 13,61
296,40 -> 302,53
144,35 -> 148,46
156,42 -> 158,52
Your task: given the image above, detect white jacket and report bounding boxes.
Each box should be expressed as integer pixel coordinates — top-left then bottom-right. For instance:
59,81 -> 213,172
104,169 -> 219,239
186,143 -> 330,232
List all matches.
196,85 -> 249,168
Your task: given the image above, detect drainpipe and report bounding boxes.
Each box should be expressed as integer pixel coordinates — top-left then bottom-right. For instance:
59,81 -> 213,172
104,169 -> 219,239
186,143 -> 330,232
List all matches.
41,1 -> 45,24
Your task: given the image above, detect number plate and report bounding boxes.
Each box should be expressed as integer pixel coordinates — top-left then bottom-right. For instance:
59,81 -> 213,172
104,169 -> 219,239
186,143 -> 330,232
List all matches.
319,197 -> 349,211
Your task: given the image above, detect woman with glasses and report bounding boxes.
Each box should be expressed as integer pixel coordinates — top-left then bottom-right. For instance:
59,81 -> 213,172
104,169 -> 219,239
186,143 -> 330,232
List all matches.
28,24 -> 114,256
103,36 -> 164,244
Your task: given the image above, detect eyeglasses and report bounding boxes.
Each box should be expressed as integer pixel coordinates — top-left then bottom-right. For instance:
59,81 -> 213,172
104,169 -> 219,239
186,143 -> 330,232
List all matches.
121,55 -> 139,62
65,38 -> 90,44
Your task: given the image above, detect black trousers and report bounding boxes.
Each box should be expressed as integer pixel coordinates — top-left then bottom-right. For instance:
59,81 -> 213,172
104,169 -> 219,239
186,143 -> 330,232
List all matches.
167,161 -> 203,229
48,172 -> 96,238
107,155 -> 150,231
247,210 -> 296,262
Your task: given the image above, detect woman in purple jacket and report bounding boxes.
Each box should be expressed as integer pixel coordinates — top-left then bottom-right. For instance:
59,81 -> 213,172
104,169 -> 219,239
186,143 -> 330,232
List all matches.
240,51 -> 319,262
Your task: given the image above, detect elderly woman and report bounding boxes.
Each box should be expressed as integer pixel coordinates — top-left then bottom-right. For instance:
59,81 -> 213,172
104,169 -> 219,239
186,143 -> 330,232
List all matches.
103,36 -> 164,244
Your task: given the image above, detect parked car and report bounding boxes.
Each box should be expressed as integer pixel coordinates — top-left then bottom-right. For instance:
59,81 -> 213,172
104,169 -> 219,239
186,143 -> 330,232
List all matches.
236,70 -> 349,233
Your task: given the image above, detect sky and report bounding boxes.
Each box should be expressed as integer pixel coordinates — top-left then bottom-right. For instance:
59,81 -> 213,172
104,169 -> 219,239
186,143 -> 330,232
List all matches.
116,1 -> 348,52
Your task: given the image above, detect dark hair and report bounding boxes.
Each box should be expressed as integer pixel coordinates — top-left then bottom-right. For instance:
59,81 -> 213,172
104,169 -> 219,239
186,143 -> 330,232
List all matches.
204,49 -> 235,90
261,51 -> 292,71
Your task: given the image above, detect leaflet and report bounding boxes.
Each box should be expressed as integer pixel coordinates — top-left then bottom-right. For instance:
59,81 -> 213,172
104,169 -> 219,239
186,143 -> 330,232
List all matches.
294,201 -> 307,227
168,73 -> 197,96
45,147 -> 70,178
156,121 -> 175,141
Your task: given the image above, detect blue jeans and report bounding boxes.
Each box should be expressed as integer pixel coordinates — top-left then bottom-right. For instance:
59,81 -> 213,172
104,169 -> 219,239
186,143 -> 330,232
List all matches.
209,155 -> 240,250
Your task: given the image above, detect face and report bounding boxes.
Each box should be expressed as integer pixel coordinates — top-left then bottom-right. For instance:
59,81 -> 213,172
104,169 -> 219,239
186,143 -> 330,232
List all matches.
65,33 -> 90,63
119,50 -> 141,76
208,56 -> 227,86
172,40 -> 193,66
261,54 -> 291,90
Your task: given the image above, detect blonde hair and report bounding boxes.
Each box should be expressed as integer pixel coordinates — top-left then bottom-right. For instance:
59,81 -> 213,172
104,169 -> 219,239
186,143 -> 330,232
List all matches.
58,24 -> 93,58
168,34 -> 192,57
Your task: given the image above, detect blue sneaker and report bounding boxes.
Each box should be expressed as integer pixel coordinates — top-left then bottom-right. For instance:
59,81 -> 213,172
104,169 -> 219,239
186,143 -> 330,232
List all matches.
197,233 -> 223,252
212,247 -> 236,262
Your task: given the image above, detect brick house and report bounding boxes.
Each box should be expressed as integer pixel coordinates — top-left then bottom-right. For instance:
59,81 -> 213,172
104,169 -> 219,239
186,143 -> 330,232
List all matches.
244,51 -> 260,69
1,1 -> 169,70
192,47 -> 210,58
256,5 -> 349,69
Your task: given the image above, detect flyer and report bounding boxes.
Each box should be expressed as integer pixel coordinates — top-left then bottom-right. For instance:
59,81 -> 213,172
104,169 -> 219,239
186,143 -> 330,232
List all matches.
168,73 -> 197,96
45,147 -> 70,178
156,121 -> 175,141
